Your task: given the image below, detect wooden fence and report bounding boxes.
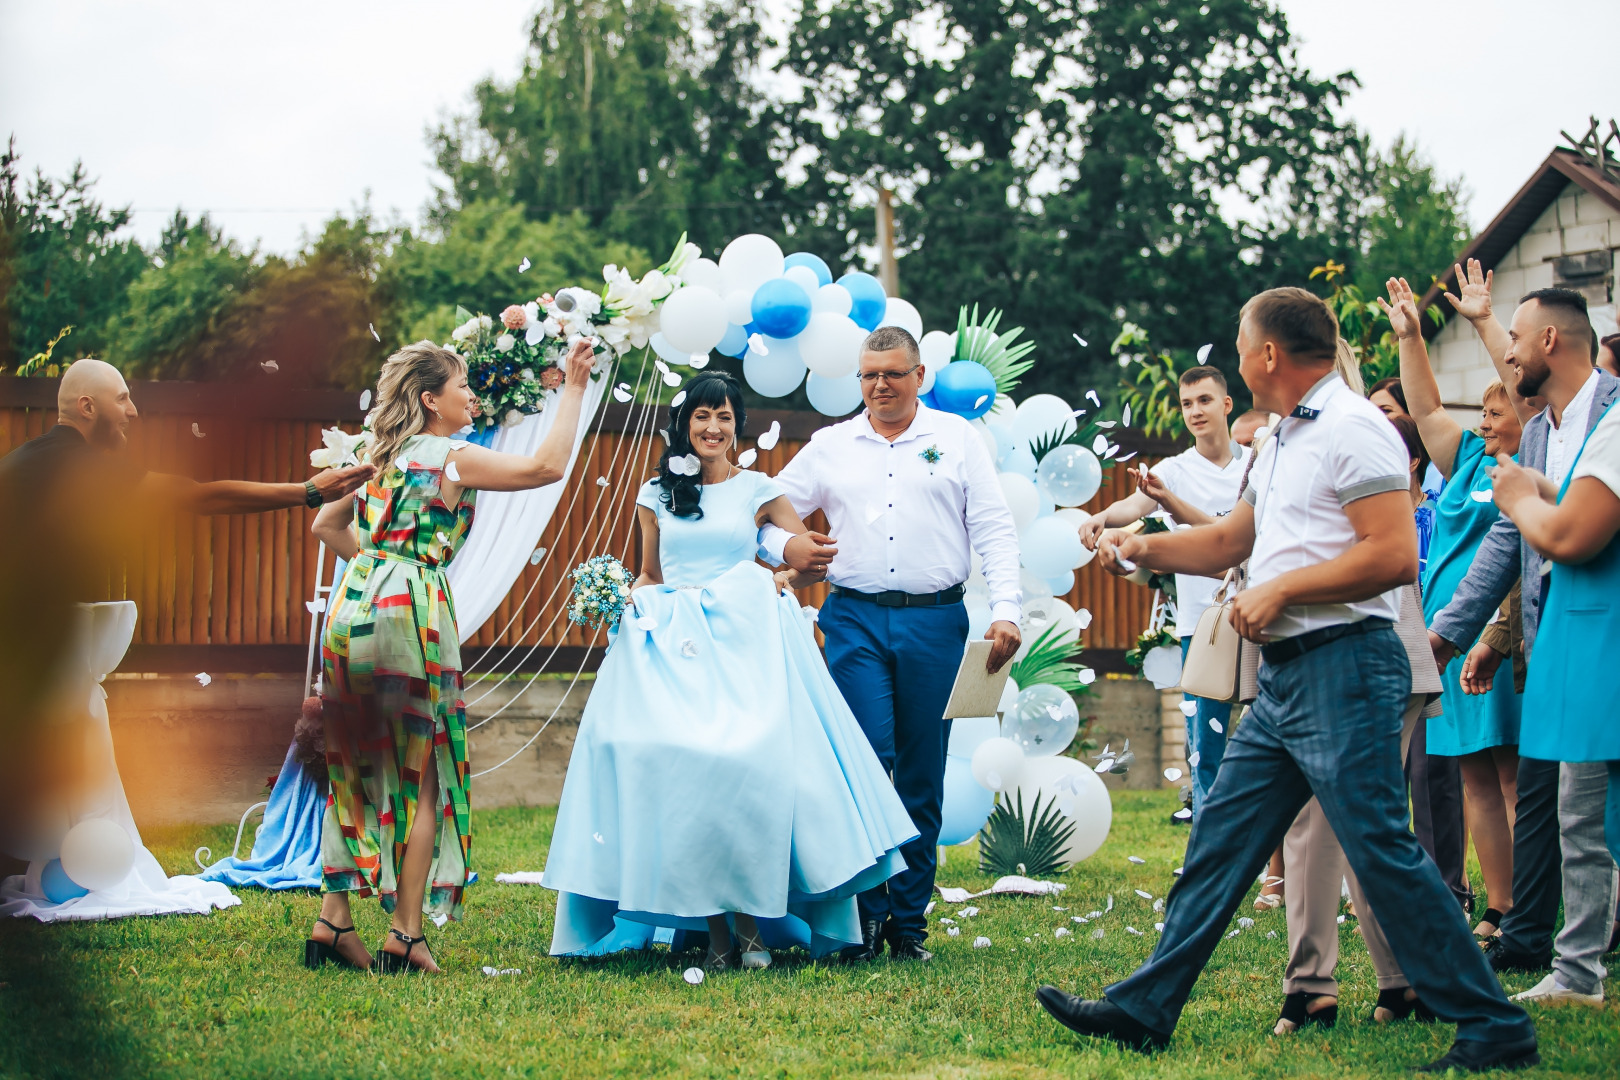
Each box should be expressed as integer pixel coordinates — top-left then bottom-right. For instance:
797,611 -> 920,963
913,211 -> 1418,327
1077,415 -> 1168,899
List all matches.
0,375 -> 1168,673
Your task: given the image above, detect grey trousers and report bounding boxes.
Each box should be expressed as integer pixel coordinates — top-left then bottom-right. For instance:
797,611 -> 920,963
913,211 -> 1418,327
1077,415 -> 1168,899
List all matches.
1282,697 -> 1422,995
1550,761 -> 1618,995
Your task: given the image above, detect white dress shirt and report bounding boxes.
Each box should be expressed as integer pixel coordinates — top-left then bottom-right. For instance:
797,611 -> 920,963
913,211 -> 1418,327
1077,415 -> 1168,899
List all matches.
1544,368 -> 1599,486
1240,373 -> 1410,639
1151,442 -> 1251,637
758,403 -> 1023,625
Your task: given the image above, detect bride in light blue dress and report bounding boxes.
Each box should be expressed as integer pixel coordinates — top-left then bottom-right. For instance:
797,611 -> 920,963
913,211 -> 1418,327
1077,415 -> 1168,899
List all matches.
543,371 -> 919,970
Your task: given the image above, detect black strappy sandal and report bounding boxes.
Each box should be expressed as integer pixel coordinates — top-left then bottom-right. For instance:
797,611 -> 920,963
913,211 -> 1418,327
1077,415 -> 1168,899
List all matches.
1474,907 -> 1505,938
303,918 -> 366,971
1273,992 -> 1338,1035
372,927 -> 430,975
1371,987 -> 1437,1024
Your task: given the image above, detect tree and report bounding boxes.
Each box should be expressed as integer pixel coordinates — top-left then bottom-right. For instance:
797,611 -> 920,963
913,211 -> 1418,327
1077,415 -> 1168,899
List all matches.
1349,135 -> 1471,298
0,141 -> 150,370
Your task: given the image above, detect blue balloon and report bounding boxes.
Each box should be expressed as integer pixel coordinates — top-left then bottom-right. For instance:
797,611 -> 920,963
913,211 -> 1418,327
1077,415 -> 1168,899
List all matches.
919,389 -> 940,410
806,372 -> 864,416
838,271 -> 889,331
716,323 -> 749,358
750,279 -> 812,339
1046,570 -> 1075,596
939,755 -> 996,846
41,858 -> 89,903
783,252 -> 833,287
931,360 -> 997,419
1000,443 -> 1038,481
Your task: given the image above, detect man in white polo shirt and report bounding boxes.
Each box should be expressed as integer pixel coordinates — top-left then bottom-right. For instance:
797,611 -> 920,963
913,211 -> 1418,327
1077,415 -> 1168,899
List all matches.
1034,287 -> 1537,1072
760,325 -> 1023,964
1078,364 -> 1250,819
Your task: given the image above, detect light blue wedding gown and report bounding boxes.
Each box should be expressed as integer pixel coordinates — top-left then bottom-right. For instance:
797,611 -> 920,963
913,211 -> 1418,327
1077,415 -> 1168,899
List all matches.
543,470 -> 918,957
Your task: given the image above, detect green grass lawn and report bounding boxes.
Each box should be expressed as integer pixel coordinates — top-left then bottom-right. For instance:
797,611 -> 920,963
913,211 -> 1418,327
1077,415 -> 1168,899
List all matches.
1,790 -> 1613,1079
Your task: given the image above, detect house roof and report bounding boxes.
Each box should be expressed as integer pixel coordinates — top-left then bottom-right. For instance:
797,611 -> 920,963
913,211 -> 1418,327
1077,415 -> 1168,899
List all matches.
1419,147 -> 1620,338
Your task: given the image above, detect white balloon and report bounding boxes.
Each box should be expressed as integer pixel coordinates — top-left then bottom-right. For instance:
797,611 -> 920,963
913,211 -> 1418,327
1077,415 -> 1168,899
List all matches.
970,736 -> 1027,793
742,340 -> 807,398
997,676 -> 1021,715
948,715 -> 1002,760
718,233 -> 785,294
879,297 -> 924,339
810,283 -> 853,317
1019,567 -> 1054,602
1013,393 -> 1077,453
971,419 -> 998,459
1003,683 -> 1080,757
998,472 -> 1040,531
797,312 -> 864,378
783,265 -> 822,295
679,257 -> 723,293
58,818 -> 135,892
724,289 -> 756,327
1052,507 -> 1090,529
659,286 -> 728,354
966,595 -> 993,640
919,362 -> 938,395
1020,516 -> 1085,577
1012,757 -> 1112,867
1038,444 -> 1104,507
919,329 -> 955,369
649,332 -> 690,366
1045,569 -> 1076,595
806,372 -> 864,416
1020,595 -> 1078,645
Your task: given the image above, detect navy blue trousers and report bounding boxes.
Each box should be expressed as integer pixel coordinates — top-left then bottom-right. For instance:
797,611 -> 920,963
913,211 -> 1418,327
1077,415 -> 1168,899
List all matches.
1106,626 -> 1535,1045
818,593 -> 968,940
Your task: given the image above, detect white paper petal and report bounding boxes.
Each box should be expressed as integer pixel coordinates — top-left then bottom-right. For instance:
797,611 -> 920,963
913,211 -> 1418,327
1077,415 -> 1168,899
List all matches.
1470,490 -> 1494,502
1179,700 -> 1198,717
1079,668 -> 1096,685
1073,334 -> 1089,348
359,389 -> 372,411
1208,718 -> 1224,734
757,420 -> 782,451
613,384 -> 633,403
444,461 -> 460,482
518,257 -> 532,273
529,548 -> 546,565
972,936 -> 992,949
191,423 -> 206,438
682,967 -> 704,985
369,323 -> 381,343
670,391 -> 687,408
1197,343 -> 1214,363
1128,856 -> 1145,864
260,360 -> 279,373
663,370 -> 682,387
195,672 -> 211,686
1163,767 -> 1183,782
596,477 -> 609,487
737,448 -> 758,468
1086,389 -> 1102,408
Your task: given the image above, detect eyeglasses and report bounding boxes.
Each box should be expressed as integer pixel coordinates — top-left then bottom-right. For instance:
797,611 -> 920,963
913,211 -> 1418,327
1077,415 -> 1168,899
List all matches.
856,365 -> 919,384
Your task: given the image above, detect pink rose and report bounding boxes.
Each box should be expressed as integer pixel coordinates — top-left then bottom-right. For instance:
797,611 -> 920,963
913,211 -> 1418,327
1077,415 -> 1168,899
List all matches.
500,305 -> 527,330
540,367 -> 563,390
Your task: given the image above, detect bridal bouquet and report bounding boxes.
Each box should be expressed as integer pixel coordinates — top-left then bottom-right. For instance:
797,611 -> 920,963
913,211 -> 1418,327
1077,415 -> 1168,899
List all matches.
449,236 -> 703,431
567,554 -> 633,630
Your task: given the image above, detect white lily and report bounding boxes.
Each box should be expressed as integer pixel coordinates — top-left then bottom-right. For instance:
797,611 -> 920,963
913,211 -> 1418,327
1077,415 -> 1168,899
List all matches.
310,426 -> 367,468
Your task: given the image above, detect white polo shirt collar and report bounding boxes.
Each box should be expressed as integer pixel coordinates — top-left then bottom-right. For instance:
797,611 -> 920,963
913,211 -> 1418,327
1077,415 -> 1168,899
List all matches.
854,402 -> 938,446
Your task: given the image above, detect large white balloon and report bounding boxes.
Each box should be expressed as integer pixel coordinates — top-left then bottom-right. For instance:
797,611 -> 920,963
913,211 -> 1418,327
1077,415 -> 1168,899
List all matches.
797,312 -> 864,378
783,265 -> 822,296
806,372 -> 864,416
1020,516 -> 1085,577
1013,394 -> 1078,454
724,289 -> 756,326
879,297 -> 924,339
919,329 -> 955,369
998,472 -> 1040,531
718,233 -> 785,294
659,286 -> 728,354
1003,683 -> 1080,757
810,283 -> 854,317
970,736 -> 1027,793
1011,756 -> 1113,866
58,818 -> 135,892
742,340 -> 807,398
1019,567 -> 1054,602
679,256 -> 723,293
1020,595 -> 1078,645
948,714 -> 1002,760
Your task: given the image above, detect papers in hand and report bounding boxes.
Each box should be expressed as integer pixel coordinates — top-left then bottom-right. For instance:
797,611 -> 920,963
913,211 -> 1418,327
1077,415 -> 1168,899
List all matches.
943,640 -> 1013,719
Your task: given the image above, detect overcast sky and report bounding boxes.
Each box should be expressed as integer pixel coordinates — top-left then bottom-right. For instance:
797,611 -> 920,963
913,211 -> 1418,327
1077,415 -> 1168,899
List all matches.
2,0 -> 1615,255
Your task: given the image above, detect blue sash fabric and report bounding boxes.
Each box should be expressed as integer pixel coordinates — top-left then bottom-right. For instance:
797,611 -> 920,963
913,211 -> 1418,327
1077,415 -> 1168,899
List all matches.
1521,401 -> 1620,762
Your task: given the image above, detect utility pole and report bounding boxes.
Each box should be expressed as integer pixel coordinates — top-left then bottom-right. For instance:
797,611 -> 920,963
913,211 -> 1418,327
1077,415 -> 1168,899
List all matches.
876,188 -> 899,297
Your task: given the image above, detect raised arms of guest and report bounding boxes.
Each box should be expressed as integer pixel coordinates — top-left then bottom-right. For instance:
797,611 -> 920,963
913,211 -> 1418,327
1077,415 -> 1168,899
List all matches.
312,340 -> 598,560
1440,260 -> 1538,424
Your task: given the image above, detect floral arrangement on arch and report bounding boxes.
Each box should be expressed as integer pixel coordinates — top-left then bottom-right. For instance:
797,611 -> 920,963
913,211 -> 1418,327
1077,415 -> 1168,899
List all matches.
447,236 -> 701,431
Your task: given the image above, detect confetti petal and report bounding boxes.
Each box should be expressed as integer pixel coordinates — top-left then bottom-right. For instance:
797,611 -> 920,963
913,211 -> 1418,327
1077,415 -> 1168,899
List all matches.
613,384 -> 633,403
1188,751 -> 1201,767
1079,668 -> 1096,685
518,257 -> 532,273
1470,489 -> 1494,502
1106,895 -> 1114,912
305,598 -> 327,614
1094,758 -> 1115,774
195,672 -> 211,686
1127,926 -> 1144,936
529,547 -> 547,565
670,391 -> 687,408
1072,916 -> 1087,924
1095,420 -> 1117,429
1091,928 -> 1105,940
748,333 -> 768,355
1134,889 -> 1152,900
596,477 -> 609,487
683,967 -> 704,985
445,460 -> 460,482
947,926 -> 961,936
1163,767 -> 1183,781
1238,917 -> 1254,929
973,395 -> 989,409
1154,898 -> 1164,912
663,370 -> 682,387
757,420 -> 782,451
1208,718 -> 1224,734
681,639 -> 699,658
370,323 -> 381,343
958,906 -> 979,917
592,832 -> 604,844
360,389 -> 372,410
1179,700 -> 1198,717
1092,435 -> 1108,455
1155,922 -> 1165,932
737,448 -> 758,468
1073,333 -> 1089,348
1076,608 -> 1093,630
1128,856 -> 1146,865
260,360 -> 279,373
1267,930 -> 1278,939
689,354 -> 710,369
1122,404 -> 1132,427
1103,444 -> 1119,460
191,423 -> 206,438
1227,929 -> 1241,939
973,936 -> 992,948
655,359 -> 671,375
1116,452 -> 1138,463
1054,927 -> 1072,938
1086,389 -> 1101,408
635,615 -> 657,631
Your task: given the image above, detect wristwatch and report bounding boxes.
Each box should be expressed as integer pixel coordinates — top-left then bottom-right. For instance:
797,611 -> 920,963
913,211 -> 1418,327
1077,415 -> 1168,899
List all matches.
304,480 -> 324,508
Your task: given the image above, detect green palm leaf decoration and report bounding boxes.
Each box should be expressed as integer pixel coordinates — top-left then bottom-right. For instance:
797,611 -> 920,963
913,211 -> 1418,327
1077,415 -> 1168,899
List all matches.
1009,622 -> 1091,695
978,788 -> 1077,877
953,304 -> 1037,398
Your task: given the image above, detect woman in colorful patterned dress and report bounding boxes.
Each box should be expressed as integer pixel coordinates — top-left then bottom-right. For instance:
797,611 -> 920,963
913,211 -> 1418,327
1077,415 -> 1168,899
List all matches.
304,338 -> 597,974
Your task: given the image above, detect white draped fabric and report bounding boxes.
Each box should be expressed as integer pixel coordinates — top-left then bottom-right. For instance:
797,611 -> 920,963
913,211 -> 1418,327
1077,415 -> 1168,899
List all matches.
445,377 -> 608,637
1,602 -> 242,922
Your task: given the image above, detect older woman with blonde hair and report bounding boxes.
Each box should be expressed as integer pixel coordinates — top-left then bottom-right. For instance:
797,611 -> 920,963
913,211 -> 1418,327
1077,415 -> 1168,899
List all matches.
303,337 -> 596,974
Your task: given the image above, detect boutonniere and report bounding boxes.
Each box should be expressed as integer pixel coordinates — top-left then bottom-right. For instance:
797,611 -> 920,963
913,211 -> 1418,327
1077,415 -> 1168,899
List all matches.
919,444 -> 944,472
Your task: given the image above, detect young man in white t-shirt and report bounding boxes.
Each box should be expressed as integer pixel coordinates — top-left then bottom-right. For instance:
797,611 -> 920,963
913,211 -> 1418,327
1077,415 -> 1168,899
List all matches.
1078,365 -> 1251,818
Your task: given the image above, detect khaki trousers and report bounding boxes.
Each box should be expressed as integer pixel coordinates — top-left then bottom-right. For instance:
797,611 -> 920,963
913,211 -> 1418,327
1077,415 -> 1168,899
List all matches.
1281,695 -> 1424,995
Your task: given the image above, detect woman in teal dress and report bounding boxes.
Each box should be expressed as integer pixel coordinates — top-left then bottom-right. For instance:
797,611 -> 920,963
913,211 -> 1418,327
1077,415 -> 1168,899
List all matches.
542,371 -> 918,970
1383,276 -> 1532,937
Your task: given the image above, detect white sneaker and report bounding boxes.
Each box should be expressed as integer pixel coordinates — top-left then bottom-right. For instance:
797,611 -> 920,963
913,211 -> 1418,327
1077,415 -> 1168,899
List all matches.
1510,974 -> 1604,1007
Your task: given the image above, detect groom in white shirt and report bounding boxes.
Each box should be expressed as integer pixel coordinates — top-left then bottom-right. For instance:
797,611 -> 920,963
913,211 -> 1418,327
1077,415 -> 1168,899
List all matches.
761,326 -> 1023,961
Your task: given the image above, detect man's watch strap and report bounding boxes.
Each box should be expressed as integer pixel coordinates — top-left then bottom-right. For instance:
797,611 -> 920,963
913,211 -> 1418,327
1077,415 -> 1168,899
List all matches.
304,480 -> 324,508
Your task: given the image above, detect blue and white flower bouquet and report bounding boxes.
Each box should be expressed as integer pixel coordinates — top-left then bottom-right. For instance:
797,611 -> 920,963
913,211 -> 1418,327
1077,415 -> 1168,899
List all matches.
568,554 -> 633,630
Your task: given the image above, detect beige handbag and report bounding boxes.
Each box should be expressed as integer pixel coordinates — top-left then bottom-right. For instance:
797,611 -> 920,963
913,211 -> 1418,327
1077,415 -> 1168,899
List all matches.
1179,567 -> 1245,702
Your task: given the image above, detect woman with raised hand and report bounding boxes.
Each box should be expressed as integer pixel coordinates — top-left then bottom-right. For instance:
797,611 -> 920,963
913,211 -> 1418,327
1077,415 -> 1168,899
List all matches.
541,370 -> 918,972
304,337 -> 597,974
1379,275 -> 1530,940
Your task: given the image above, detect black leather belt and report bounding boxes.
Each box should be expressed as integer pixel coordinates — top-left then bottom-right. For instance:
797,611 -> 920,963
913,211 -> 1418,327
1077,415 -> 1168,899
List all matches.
1261,617 -> 1392,666
830,583 -> 966,608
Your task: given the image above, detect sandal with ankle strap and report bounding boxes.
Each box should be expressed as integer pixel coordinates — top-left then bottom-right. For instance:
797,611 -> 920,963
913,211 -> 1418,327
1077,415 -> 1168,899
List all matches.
737,928 -> 771,971
1371,986 -> 1436,1024
373,927 -> 431,975
303,918 -> 366,971
1272,992 -> 1337,1035
1473,907 -> 1504,938
1253,876 -> 1284,910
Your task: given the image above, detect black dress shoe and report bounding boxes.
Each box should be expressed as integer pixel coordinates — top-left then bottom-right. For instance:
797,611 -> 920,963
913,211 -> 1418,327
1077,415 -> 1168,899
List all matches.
839,918 -> 886,963
1416,1037 -> 1540,1073
1481,936 -> 1552,974
1035,986 -> 1170,1051
889,937 -> 933,961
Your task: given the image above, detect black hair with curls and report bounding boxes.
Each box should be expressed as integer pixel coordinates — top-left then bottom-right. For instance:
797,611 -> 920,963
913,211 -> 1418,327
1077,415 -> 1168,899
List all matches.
657,370 -> 746,519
